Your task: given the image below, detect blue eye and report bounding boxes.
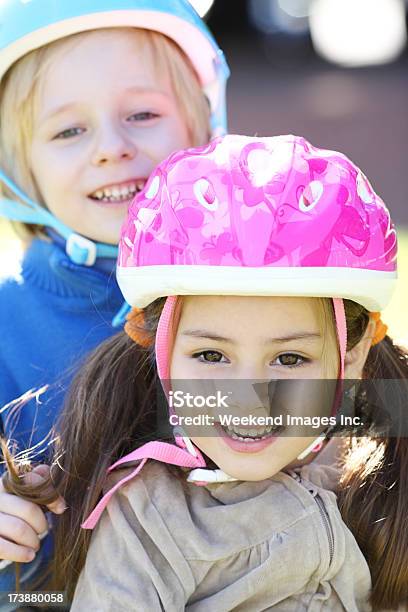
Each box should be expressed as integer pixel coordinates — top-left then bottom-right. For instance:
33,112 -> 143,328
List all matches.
273,353 -> 308,367
192,350 -> 228,364
53,127 -> 84,140
128,111 -> 160,122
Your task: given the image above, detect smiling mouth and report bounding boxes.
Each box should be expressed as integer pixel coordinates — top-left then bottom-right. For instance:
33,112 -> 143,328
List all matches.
219,423 -> 285,442
88,179 -> 146,204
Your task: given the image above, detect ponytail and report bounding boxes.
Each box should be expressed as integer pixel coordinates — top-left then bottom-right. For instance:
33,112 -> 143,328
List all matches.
3,330 -> 159,597
339,322 -> 408,609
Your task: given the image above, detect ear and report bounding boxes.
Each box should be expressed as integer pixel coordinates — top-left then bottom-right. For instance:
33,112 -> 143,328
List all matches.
344,318 -> 376,379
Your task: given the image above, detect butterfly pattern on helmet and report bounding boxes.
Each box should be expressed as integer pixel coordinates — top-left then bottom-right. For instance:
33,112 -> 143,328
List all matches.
119,135 -> 397,272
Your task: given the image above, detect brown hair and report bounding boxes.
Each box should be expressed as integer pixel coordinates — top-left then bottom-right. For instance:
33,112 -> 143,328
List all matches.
337,304 -> 408,610
3,298 -> 408,608
0,28 -> 211,240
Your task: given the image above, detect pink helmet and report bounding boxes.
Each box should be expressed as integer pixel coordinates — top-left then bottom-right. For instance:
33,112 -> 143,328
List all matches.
118,134 -> 397,312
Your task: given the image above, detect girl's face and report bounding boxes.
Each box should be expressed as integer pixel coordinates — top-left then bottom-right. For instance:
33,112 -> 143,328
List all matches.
29,30 -> 191,244
171,295 -> 339,481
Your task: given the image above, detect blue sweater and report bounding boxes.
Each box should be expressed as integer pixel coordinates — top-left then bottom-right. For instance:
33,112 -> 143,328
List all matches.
0,237 -> 123,461
0,237 -> 123,599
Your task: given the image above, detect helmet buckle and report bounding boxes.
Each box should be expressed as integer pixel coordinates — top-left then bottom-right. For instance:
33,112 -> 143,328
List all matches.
66,233 -> 97,266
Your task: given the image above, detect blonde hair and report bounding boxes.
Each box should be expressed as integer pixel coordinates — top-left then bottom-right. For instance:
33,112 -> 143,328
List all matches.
0,27 -> 211,239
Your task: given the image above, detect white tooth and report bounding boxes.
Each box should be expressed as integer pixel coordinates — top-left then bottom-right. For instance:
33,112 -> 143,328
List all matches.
224,424 -> 271,441
104,188 -> 112,197
112,188 -> 120,197
237,427 -> 249,436
120,187 -> 129,197
229,430 -> 255,442
94,190 -> 104,199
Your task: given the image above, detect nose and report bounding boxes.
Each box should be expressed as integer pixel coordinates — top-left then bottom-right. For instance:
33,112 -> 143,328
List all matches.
226,380 -> 270,419
91,122 -> 137,166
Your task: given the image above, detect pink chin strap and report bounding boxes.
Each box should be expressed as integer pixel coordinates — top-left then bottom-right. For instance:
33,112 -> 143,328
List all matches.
82,296 -> 347,530
155,296 -> 177,381
81,441 -> 205,529
332,298 -> 347,380
155,296 -> 198,454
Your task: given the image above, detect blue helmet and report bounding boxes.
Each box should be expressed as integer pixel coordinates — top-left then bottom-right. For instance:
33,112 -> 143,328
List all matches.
0,0 -> 229,266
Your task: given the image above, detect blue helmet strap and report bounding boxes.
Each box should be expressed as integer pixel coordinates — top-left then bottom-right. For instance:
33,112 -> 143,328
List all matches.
0,169 -> 118,265
209,50 -> 230,136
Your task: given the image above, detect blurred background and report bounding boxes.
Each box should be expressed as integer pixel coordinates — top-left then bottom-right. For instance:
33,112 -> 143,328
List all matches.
1,0 -> 407,342
201,0 -> 408,344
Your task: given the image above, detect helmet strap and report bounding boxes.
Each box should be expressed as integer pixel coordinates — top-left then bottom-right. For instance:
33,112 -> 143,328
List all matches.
332,298 -> 347,379
297,298 -> 347,460
0,169 -> 118,265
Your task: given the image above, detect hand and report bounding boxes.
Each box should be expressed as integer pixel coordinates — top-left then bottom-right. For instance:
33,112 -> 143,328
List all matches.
0,464 -> 66,566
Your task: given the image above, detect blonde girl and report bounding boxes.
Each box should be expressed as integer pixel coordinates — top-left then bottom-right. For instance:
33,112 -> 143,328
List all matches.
0,0 -> 228,598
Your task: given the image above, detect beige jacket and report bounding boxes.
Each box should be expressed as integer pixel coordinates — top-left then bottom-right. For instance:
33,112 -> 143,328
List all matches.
72,458 -> 371,611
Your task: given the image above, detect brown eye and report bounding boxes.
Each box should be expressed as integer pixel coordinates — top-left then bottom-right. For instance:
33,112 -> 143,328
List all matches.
202,351 -> 223,362
194,350 -> 225,363
277,353 -> 303,367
